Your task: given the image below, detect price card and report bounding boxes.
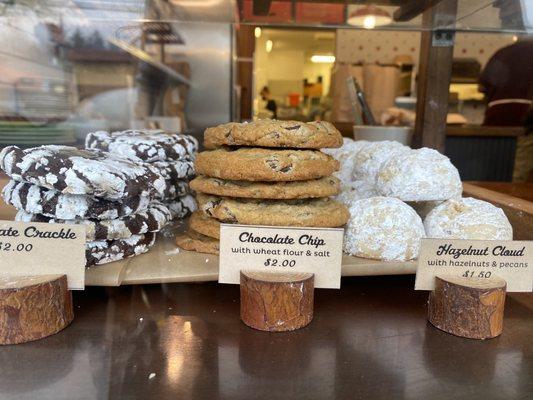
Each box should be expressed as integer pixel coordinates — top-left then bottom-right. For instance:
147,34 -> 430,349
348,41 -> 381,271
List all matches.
0,220 -> 86,290
415,239 -> 533,292
219,224 -> 344,289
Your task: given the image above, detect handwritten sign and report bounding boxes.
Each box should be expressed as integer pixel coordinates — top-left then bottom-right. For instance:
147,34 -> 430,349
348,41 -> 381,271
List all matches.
0,220 -> 86,290
415,239 -> 532,292
219,224 -> 343,289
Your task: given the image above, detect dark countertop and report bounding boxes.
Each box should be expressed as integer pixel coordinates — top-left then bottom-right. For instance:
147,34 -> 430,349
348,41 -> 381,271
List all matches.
1,276 -> 532,400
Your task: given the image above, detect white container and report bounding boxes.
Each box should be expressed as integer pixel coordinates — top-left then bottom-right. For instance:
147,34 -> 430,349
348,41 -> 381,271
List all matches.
353,125 -> 413,146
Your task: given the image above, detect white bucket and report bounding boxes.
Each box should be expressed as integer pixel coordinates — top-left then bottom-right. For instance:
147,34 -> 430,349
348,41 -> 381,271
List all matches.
353,125 -> 413,146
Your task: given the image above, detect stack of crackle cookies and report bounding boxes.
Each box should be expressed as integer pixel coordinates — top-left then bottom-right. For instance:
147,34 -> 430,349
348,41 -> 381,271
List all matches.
176,119 -> 350,255
0,145 -> 171,266
325,138 -> 512,263
85,129 -> 198,219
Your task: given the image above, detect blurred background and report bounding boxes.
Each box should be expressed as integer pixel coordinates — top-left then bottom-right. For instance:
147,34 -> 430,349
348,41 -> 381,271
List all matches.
0,0 -> 531,180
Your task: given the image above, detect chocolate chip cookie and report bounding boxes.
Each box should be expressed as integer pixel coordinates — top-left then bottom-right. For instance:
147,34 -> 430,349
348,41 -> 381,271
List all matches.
16,202 -> 172,241
86,233 -> 156,266
85,130 -> 198,162
175,229 -> 219,255
0,145 -> 163,199
3,180 -> 151,220
190,175 -> 340,199
195,147 -> 339,182
204,120 -> 342,149
189,211 -> 220,239
197,194 -> 349,227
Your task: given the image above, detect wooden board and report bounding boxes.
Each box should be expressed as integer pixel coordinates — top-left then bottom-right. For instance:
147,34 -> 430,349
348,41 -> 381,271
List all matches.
463,182 -> 533,240
85,234 -> 417,287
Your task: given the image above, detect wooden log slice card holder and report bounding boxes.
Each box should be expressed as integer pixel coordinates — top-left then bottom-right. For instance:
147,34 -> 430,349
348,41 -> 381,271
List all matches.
0,274 -> 74,345
240,271 -> 314,332
428,275 -> 506,339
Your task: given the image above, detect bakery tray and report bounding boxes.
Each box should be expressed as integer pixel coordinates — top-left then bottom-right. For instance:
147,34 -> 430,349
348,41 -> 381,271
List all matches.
85,233 -> 416,286
0,187 -> 416,286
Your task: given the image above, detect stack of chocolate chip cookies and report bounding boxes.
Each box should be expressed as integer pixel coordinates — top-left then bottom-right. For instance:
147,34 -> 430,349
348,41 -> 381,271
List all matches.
0,145 -> 171,266
85,129 -> 198,219
176,120 -> 350,255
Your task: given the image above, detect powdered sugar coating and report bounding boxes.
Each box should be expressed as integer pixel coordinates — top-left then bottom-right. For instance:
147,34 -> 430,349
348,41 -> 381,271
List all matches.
0,145 -> 161,199
151,159 -> 196,181
16,201 -> 171,241
165,194 -> 197,219
335,181 -> 378,207
3,180 -> 151,220
344,197 -> 425,261
86,233 -> 156,266
353,140 -> 410,182
424,197 -> 513,240
322,138 -> 370,184
376,148 -> 462,201
407,200 -> 445,219
85,130 -> 198,162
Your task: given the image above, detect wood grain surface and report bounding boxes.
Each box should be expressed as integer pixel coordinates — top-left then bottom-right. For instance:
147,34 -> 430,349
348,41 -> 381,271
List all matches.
428,275 -> 506,339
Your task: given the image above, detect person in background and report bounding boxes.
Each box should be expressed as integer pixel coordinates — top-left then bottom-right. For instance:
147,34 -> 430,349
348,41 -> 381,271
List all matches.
479,37 -> 533,126
260,86 -> 277,119
513,106 -> 533,182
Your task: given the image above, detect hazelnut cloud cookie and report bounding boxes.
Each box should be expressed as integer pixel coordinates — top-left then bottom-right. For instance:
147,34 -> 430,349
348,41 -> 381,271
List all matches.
343,197 -> 425,262
353,140 -> 409,183
376,148 -> 462,201
424,197 -> 512,240
322,138 -> 370,185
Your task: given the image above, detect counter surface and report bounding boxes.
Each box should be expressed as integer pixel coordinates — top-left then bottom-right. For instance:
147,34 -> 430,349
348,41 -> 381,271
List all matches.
1,276 -> 532,400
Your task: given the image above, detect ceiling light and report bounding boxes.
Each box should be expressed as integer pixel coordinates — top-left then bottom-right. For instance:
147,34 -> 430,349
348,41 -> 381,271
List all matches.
254,27 -> 262,38
266,39 -> 273,53
311,55 -> 335,63
347,6 -> 392,29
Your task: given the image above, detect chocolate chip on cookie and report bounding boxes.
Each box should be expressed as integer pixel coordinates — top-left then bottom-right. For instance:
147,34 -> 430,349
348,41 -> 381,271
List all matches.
204,120 -> 342,149
190,175 -> 340,199
175,229 -> 219,255
195,147 -> 339,182
197,194 -> 349,227
189,211 -> 220,239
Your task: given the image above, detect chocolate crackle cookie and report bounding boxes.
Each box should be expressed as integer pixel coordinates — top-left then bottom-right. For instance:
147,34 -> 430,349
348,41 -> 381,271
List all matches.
195,147 -> 339,182
166,194 -> 197,219
175,229 -> 219,255
158,180 -> 190,201
197,194 -> 349,227
0,145 -> 163,199
189,211 -> 220,239
204,120 -> 342,149
190,175 -> 340,199
85,130 -> 198,162
86,233 -> 156,266
3,180 -> 151,220
151,159 -> 195,181
16,202 -> 172,241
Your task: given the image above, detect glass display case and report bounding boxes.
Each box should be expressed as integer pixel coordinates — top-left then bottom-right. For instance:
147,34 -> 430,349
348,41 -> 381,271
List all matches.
0,2 -> 531,399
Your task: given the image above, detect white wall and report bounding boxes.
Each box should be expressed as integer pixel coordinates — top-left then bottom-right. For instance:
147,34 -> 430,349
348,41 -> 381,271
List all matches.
336,30 -> 516,68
